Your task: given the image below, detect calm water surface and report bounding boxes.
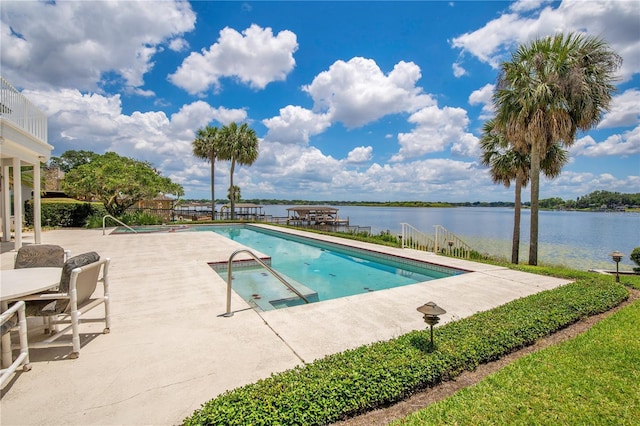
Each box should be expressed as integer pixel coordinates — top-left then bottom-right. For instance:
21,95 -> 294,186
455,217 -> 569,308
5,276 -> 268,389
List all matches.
261,205 -> 639,271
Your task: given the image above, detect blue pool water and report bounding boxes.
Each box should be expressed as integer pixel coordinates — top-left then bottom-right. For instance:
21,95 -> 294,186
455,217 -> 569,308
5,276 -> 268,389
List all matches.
111,224 -> 190,234
199,225 -> 465,311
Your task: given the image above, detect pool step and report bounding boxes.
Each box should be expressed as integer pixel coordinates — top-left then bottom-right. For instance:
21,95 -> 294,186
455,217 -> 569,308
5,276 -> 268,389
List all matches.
225,267 -> 319,311
208,256 -> 272,271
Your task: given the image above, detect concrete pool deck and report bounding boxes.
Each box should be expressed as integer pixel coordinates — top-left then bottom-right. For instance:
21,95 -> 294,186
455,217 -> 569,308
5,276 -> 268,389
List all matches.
0,225 -> 571,425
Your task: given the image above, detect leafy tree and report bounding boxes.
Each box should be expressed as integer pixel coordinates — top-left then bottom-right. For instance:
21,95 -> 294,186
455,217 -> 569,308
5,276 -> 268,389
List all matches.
494,32 -> 621,265
576,190 -> 640,209
539,197 -> 566,209
217,122 -> 259,219
481,119 -> 568,264
49,150 -> 98,172
192,125 -> 220,216
62,152 -> 184,216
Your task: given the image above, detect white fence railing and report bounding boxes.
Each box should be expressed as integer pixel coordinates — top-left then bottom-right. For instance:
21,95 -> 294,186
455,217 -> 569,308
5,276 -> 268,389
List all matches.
401,223 -> 471,259
400,223 -> 436,252
433,225 -> 472,259
1,76 -> 48,143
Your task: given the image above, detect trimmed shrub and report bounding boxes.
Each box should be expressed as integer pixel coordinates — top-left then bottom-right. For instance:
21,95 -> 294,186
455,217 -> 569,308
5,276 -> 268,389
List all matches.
119,210 -> 164,226
25,199 -> 106,228
183,278 -> 628,425
630,247 -> 640,273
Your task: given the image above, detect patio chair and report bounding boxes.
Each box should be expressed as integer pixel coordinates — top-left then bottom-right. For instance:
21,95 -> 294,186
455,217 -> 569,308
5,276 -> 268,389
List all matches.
22,252 -> 111,359
14,244 -> 71,333
0,301 -> 31,386
14,244 -> 70,269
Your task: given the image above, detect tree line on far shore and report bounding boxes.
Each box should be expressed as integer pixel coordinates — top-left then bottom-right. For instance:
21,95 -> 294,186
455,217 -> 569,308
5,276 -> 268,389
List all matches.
182,190 -> 639,211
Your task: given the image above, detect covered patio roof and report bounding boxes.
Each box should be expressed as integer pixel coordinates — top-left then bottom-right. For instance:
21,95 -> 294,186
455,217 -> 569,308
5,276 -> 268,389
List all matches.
0,76 -> 53,249
286,206 -> 339,215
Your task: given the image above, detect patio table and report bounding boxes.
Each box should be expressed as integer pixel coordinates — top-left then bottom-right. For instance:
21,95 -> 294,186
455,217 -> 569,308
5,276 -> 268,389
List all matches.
1,267 -> 61,368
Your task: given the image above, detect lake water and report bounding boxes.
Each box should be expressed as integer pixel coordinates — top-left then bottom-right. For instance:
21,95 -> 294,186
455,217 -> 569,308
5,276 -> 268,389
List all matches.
259,205 -> 639,271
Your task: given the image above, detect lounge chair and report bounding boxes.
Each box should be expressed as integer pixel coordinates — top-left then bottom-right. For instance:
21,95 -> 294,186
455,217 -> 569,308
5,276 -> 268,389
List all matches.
22,252 -> 111,359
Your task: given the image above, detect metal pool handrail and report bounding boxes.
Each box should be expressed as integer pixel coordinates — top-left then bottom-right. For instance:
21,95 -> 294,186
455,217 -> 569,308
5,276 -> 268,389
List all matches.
102,215 -> 137,235
223,249 -> 309,317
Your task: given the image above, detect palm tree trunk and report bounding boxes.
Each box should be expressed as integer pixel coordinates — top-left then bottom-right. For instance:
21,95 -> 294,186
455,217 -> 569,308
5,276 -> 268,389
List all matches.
229,159 -> 236,220
529,143 -> 541,266
512,175 -> 522,264
210,154 -> 215,220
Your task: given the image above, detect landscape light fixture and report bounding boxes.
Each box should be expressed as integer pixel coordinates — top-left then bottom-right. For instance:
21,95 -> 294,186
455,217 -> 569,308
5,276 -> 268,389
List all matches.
610,251 -> 623,283
417,301 -> 446,348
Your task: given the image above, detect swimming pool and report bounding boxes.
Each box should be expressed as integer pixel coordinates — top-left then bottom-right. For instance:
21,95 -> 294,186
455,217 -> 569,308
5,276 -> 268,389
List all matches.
200,225 -> 466,311
110,224 -> 190,234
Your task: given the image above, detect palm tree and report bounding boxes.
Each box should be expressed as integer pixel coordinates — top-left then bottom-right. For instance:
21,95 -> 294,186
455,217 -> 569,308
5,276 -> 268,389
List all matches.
192,125 -> 220,217
481,120 -> 528,264
494,32 -> 621,265
227,185 -> 241,204
217,122 -> 259,220
481,119 -> 569,264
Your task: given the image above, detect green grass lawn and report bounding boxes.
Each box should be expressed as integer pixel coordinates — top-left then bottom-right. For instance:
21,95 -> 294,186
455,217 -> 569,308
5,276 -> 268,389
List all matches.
393,278 -> 640,425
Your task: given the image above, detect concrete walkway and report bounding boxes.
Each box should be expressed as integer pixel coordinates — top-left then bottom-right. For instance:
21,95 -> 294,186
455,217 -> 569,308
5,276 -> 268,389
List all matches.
0,226 -> 571,425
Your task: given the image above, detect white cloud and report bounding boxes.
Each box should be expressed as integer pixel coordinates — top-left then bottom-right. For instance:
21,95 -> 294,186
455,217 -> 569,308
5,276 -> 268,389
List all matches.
168,38 -> 189,52
250,142 -> 343,196
260,57 -> 438,151
345,146 -> 373,164
509,0 -> 553,13
22,88 -> 247,191
452,62 -> 467,78
0,0 -> 196,91
262,106 -> 332,145
451,133 -> 482,158
451,12 -> 525,68
7,1 -> 635,203
570,126 -> 640,157
359,159 -> 486,200
26,81 -> 633,201
302,57 -> 435,128
167,101 -> 247,139
543,170 -> 639,200
131,88 -> 156,98
451,0 -> 640,81
168,24 -> 298,94
468,83 -> 495,119
244,143 -> 490,201
598,89 -> 640,129
392,106 -> 479,161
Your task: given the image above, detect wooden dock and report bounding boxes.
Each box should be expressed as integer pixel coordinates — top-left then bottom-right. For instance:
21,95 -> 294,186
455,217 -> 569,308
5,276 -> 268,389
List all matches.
285,206 -> 349,226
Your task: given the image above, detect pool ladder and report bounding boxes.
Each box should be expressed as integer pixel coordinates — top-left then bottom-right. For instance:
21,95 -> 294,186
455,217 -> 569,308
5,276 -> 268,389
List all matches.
223,249 -> 310,317
102,215 -> 137,235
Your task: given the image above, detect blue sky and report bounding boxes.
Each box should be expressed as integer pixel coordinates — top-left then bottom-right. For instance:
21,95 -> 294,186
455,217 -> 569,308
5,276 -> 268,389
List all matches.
2,0 -> 638,202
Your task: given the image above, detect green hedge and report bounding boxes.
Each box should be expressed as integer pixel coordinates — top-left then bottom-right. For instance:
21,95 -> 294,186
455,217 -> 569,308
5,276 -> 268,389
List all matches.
24,200 -> 106,227
184,278 -> 628,425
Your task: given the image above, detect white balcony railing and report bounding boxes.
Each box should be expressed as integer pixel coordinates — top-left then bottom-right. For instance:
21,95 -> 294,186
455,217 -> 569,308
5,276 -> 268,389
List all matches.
0,76 -> 47,143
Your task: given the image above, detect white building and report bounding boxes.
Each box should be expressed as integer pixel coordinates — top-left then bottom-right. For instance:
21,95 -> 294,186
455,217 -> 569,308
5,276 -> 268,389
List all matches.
0,76 -> 53,249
